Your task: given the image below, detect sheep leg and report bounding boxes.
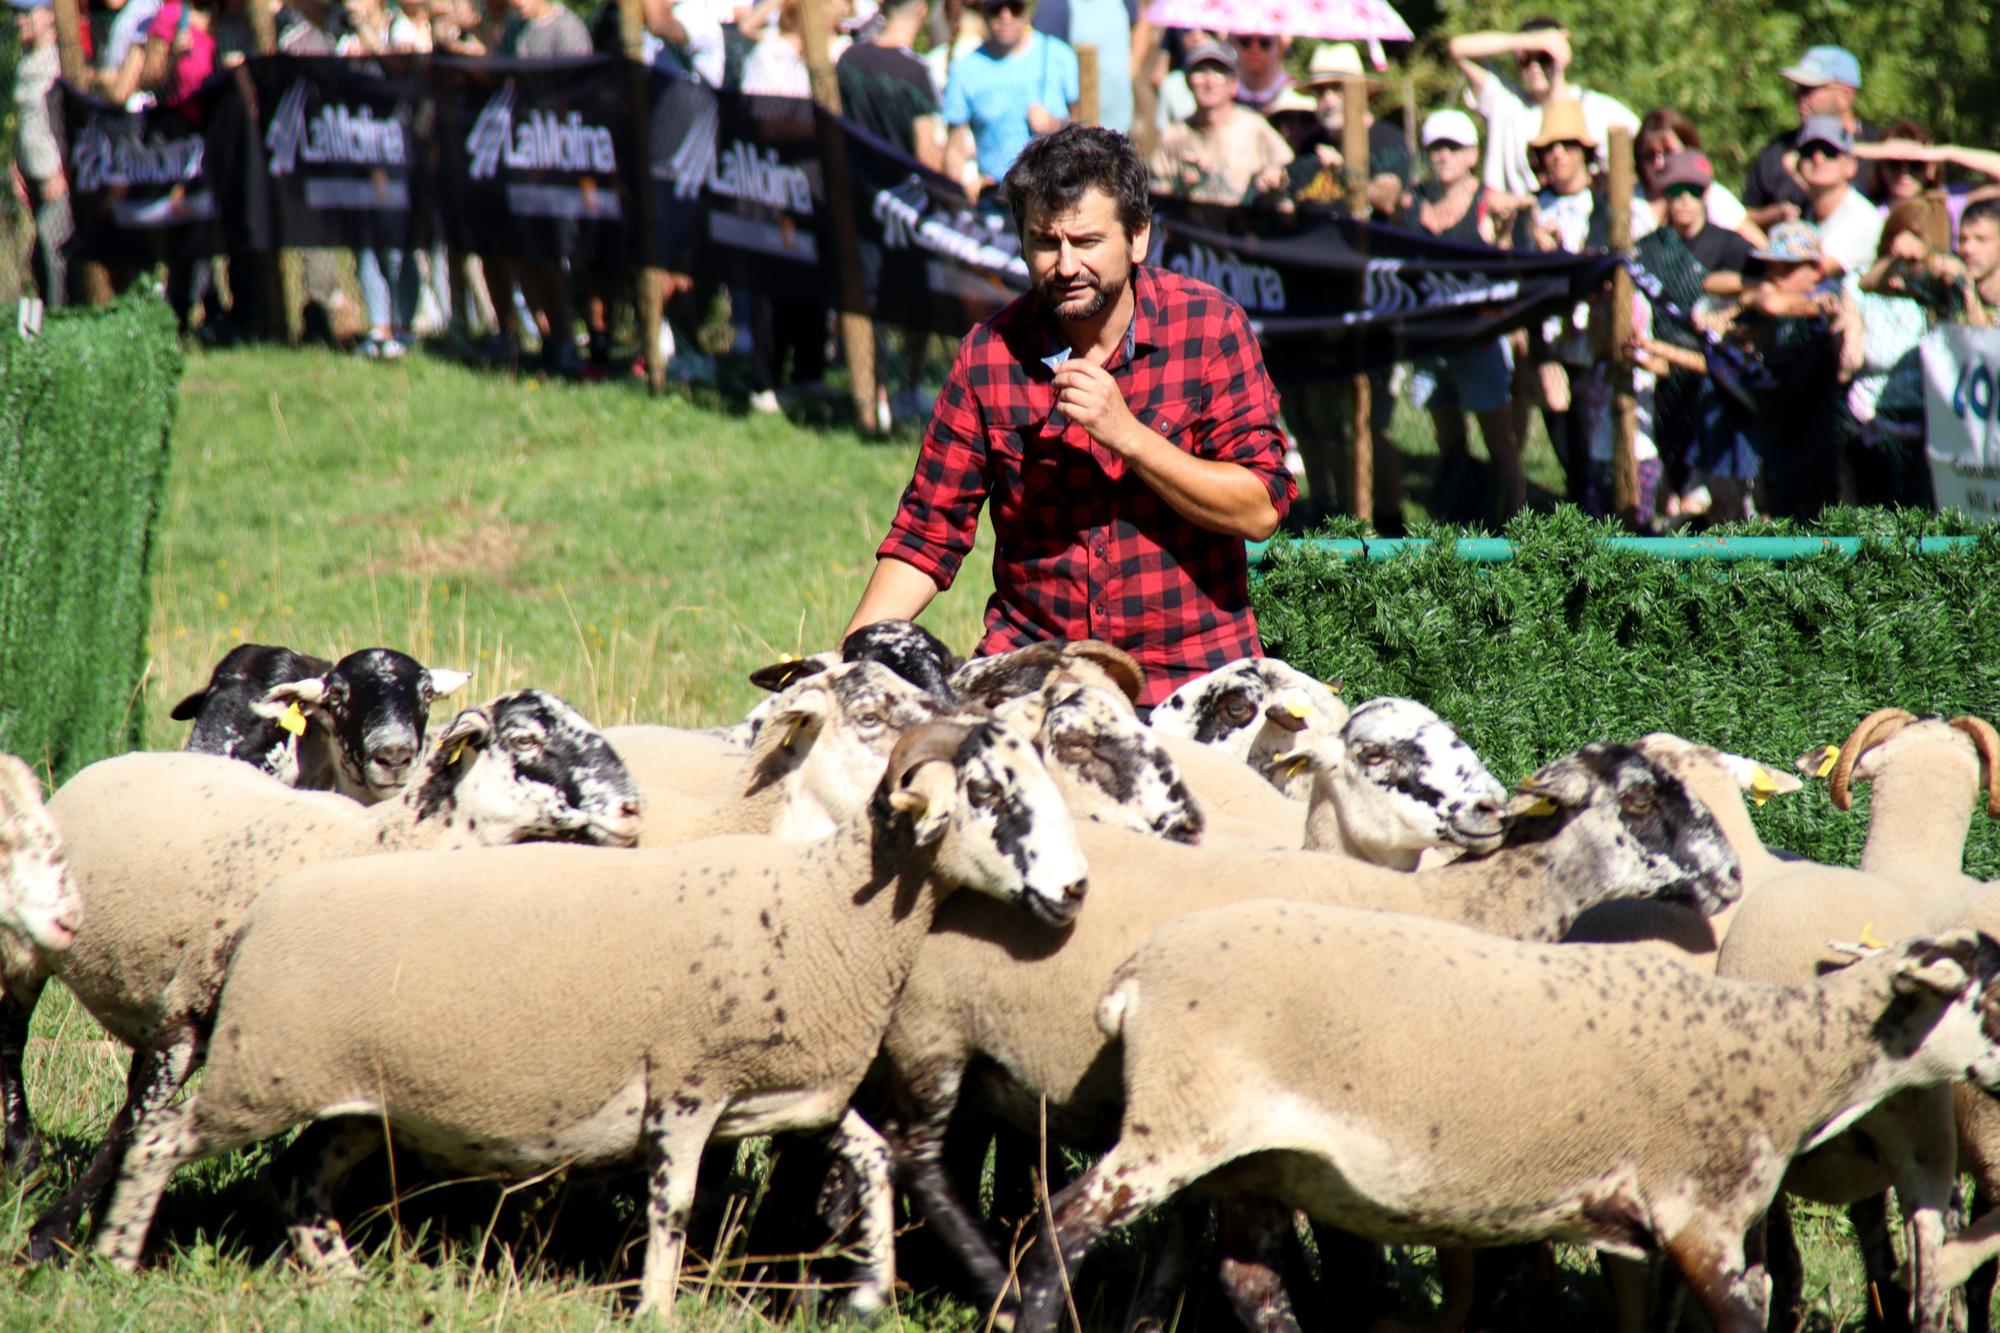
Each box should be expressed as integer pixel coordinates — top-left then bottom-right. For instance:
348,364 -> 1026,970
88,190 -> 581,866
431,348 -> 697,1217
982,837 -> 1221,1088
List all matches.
276,1118 -> 386,1278
636,1091 -> 723,1319
1660,1222 -> 1768,1333
884,1069 -> 1016,1310
0,980 -> 45,1177
91,1093 -> 249,1272
1849,1191 -> 1911,1333
1761,1193 -> 1806,1333
27,1024 -> 201,1263
1942,1179 -> 2000,1333
1215,1195 -> 1305,1333
822,1110 -> 897,1316
1016,1150 -> 1201,1333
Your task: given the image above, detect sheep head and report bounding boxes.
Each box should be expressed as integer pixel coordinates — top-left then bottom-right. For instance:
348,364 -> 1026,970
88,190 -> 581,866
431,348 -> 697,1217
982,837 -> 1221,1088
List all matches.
1826,707 -> 1919,811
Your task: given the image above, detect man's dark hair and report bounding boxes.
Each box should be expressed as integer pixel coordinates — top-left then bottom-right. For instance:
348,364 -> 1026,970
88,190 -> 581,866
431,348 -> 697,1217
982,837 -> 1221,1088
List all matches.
1002,124 -> 1151,240
1965,198 -> 2000,233
1519,15 -> 1563,32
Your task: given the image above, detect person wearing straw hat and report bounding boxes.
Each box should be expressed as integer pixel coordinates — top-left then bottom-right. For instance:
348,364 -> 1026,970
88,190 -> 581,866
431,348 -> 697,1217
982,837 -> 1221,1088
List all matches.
1448,16 -> 1636,199
1284,41 -> 1411,217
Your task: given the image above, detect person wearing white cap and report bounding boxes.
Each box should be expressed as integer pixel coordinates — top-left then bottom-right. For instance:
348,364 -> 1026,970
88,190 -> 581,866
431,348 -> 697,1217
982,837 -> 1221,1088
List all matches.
1447,16 -> 1637,199
1388,107 -> 1528,522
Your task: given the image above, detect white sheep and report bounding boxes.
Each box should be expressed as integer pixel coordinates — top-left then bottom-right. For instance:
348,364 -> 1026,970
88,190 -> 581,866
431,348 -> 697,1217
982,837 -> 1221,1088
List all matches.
0,753 -> 84,1176
18,689 -> 640,1261
89,719 -> 1091,1323
876,741 -> 1740,1310
1012,910 -> 2000,1333
1149,656 -> 1349,797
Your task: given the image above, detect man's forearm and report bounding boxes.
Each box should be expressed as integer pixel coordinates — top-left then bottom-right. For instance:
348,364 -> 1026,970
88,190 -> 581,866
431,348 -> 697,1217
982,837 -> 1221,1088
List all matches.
1121,430 -> 1281,541
843,556 -> 942,641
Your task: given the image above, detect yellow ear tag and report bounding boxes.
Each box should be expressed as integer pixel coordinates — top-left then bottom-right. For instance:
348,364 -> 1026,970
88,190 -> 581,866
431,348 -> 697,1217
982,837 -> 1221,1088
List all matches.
1749,766 -> 1779,807
779,652 -> 799,662
277,702 -> 308,737
1815,745 -> 1840,779
1858,921 -> 1890,949
1284,755 -> 1310,781
447,742 -> 468,766
1523,797 -> 1558,817
781,716 -> 807,752
1285,701 -> 1310,720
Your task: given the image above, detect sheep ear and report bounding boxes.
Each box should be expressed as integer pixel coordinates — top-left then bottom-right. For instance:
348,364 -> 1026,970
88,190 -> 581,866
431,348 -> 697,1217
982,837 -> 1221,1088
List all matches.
750,656 -> 829,693
1263,698 -> 1311,734
429,708 -> 494,768
422,668 -> 472,704
1266,736 -> 1336,785
992,688 -> 1053,739
1887,931 -> 1983,998
169,689 -> 210,721
252,676 -> 331,721
890,762 -> 956,846
1514,757 -> 1593,810
1715,751 -> 1803,803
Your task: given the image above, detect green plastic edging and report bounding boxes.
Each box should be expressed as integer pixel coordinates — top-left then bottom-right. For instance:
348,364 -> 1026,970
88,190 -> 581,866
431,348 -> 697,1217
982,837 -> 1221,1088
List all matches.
1248,536 -> 1987,564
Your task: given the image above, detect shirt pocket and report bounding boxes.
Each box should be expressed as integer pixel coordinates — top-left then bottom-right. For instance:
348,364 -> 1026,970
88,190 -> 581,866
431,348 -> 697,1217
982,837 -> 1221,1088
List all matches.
986,423 -> 1070,529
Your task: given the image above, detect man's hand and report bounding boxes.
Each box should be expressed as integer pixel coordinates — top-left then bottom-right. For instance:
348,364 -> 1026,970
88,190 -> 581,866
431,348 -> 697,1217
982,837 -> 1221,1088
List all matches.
1053,361 -> 1142,454
1529,27 -> 1572,69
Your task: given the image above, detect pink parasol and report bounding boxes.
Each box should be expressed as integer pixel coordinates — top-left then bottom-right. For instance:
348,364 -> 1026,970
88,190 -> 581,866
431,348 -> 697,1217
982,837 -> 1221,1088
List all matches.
1142,0 -> 1413,44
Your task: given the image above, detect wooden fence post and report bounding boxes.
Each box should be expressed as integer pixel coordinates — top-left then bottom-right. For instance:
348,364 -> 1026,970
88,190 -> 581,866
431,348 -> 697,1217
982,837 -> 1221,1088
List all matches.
1342,73 -> 1372,525
800,0 -> 878,433
51,0 -> 84,83
1607,126 -> 1638,524
1076,45 -> 1098,127
618,0 -> 667,392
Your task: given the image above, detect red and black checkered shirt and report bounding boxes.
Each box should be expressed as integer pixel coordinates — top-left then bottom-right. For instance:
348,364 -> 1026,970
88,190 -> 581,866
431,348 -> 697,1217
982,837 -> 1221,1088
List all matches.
878,264 -> 1295,706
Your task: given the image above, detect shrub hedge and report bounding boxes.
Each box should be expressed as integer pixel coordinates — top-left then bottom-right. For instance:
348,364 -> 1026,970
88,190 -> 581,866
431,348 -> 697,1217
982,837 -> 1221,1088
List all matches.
0,294 -> 181,783
1252,508 -> 2000,876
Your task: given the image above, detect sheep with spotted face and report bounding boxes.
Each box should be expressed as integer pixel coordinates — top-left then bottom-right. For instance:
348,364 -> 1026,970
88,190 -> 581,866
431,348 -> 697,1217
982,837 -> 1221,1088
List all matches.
89,720 -> 1091,1322
1298,697 -> 1509,869
0,754 -> 84,1176
1013,914 -> 2000,1333
1151,657 -> 1349,798
169,644 -> 334,785
15,689 -> 640,1262
875,742 -> 1741,1311
247,647 -> 470,803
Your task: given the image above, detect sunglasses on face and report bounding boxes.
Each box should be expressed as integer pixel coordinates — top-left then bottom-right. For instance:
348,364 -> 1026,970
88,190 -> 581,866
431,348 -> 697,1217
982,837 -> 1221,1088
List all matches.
1516,53 -> 1553,70
1233,34 -> 1273,48
1541,139 -> 1584,154
1878,160 -> 1925,175
1663,184 -> 1705,200
1798,142 -> 1845,161
985,1 -> 1024,14
1427,141 -> 1472,153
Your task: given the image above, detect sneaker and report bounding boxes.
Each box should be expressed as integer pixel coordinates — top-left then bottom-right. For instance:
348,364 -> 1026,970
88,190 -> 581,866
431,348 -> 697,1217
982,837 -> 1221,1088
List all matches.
378,337 -> 407,361
474,332 -> 519,366
749,389 -> 781,415
355,335 -> 383,359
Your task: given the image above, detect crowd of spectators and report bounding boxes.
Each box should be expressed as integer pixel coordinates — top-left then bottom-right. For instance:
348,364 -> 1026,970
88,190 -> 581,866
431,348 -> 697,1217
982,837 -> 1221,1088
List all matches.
14,0 -> 2000,525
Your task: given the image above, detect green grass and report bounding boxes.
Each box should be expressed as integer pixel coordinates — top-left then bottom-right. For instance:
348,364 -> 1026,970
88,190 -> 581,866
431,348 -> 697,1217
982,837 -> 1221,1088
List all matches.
0,348 -> 1955,1328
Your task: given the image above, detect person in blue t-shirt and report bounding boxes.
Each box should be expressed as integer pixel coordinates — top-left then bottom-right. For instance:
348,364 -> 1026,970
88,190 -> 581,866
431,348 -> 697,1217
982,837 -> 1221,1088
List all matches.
942,0 -> 1079,193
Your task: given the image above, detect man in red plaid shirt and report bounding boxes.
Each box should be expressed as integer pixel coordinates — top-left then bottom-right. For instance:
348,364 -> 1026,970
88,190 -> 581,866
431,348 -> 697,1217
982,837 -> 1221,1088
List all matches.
843,125 -> 1296,709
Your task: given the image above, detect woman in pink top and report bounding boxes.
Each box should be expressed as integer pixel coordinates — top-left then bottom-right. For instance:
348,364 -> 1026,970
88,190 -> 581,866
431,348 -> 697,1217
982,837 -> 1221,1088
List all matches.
141,0 -> 217,105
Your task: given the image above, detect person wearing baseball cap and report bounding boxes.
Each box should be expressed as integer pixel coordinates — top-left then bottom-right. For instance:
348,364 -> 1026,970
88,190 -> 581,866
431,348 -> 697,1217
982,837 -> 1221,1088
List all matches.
1743,43 -> 1882,230
1792,114 -> 1884,280
1148,38 -> 1293,205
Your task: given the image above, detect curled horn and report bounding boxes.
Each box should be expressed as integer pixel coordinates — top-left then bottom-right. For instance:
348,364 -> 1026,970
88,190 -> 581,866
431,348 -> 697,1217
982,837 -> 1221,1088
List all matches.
1948,716 -> 2000,818
885,720 -> 975,790
1061,641 -> 1144,705
1828,707 -> 1918,811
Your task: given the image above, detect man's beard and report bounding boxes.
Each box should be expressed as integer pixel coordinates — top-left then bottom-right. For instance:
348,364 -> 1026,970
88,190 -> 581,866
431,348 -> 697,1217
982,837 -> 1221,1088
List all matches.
1042,270 -> 1125,322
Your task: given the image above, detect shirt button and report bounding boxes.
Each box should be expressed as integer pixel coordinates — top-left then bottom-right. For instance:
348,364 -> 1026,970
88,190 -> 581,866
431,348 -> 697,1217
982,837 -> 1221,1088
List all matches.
1094,541 -> 1106,557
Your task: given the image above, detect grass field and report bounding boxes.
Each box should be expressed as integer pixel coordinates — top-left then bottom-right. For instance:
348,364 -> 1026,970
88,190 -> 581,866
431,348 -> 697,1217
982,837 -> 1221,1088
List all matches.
0,347 -> 1909,1328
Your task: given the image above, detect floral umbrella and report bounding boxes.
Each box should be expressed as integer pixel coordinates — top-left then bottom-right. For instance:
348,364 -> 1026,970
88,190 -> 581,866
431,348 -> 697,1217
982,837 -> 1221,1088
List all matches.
1142,0 -> 1413,45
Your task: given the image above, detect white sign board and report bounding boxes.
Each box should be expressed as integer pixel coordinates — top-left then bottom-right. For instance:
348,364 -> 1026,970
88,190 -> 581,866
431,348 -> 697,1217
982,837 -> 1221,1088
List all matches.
1924,323 -> 2000,515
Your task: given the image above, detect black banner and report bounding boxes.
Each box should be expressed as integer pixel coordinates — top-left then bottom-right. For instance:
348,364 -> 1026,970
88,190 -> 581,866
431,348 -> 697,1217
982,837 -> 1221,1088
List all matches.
56,54 -> 1619,365
58,78 -> 234,266
429,56 -> 639,266
250,55 -> 427,251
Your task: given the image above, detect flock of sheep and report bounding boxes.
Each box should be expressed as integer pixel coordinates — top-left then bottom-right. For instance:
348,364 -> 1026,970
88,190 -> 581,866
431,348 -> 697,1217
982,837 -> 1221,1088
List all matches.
2,625 -> 1999,1333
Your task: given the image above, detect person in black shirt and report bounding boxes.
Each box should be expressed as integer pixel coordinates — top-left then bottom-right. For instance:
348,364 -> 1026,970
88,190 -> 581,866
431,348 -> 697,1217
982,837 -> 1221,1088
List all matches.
1742,45 -> 1879,230
836,0 -> 944,171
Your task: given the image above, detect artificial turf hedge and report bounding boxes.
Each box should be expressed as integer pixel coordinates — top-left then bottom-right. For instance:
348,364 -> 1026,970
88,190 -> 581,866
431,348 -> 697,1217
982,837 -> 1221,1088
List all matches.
1251,507 -> 2000,878
0,293 -> 181,783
